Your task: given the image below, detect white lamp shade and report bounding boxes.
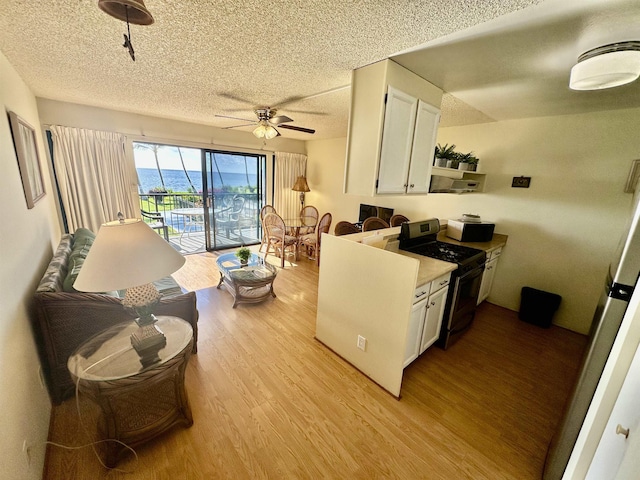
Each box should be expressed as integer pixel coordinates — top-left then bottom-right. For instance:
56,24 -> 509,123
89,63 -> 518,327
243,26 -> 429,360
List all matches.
570,50 -> 640,90
74,218 -> 185,292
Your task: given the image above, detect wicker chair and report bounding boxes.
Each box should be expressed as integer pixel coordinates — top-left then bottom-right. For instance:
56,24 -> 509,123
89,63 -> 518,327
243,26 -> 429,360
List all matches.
263,212 -> 298,267
300,212 -> 332,266
362,216 -> 390,232
259,205 -> 277,252
389,214 -> 410,227
334,221 -> 361,236
298,205 -> 319,235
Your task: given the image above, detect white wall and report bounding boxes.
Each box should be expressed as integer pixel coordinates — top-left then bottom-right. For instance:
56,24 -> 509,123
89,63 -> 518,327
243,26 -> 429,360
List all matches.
36,98 -> 306,156
0,51 -> 61,479
306,107 -> 640,334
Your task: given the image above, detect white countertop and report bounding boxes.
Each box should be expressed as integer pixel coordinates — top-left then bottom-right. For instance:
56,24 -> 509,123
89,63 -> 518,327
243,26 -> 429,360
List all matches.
338,226 -> 508,287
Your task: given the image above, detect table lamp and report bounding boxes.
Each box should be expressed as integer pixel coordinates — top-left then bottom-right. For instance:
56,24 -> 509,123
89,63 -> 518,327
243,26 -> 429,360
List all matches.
292,175 -> 310,209
74,214 -> 185,366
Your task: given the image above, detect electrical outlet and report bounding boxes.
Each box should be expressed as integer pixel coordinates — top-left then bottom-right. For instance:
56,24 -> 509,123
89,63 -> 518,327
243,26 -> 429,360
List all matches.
22,440 -> 31,468
357,335 -> 367,351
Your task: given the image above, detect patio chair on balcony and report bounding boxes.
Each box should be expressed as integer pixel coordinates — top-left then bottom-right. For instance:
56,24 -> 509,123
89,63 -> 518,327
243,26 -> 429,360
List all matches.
217,196 -> 246,239
141,209 -> 169,241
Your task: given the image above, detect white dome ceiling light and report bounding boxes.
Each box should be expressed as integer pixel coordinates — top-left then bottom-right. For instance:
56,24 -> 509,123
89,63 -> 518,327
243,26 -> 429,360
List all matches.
570,41 -> 640,91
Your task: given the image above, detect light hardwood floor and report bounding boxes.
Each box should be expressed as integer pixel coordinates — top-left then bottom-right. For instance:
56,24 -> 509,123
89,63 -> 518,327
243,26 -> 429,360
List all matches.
44,248 -> 587,479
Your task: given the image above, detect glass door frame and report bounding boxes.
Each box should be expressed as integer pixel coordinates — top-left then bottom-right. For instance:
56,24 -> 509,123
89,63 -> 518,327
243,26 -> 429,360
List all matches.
201,149 -> 266,251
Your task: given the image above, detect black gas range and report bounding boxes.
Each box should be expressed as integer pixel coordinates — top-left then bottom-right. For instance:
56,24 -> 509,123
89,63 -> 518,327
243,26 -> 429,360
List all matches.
399,219 -> 486,349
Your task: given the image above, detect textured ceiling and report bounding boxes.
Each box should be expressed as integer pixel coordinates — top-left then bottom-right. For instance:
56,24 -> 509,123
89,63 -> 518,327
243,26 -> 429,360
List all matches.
3,1 -> 637,141
0,0 -> 543,140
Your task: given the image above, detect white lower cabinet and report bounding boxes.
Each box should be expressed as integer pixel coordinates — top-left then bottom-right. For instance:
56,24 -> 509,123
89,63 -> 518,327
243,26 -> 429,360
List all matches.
404,273 -> 451,368
404,296 -> 428,368
420,285 -> 448,354
478,247 -> 502,305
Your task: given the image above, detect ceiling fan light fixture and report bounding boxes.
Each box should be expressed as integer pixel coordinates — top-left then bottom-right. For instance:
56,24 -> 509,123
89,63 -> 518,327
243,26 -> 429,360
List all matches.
570,42 -> 640,91
98,0 -> 154,25
253,122 -> 278,139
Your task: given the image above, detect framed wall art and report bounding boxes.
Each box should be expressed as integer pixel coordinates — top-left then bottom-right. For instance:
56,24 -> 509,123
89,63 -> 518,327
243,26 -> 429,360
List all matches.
8,111 -> 45,209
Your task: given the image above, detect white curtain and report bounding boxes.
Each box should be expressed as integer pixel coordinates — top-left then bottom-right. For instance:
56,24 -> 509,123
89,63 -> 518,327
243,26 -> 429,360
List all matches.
274,151 -> 307,219
49,126 -> 138,233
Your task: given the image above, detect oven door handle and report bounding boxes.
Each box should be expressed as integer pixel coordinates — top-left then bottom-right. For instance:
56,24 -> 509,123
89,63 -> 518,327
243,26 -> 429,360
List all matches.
457,264 -> 485,281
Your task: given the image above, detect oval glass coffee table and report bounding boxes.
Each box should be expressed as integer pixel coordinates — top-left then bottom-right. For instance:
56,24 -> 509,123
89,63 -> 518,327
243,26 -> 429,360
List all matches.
216,252 -> 277,307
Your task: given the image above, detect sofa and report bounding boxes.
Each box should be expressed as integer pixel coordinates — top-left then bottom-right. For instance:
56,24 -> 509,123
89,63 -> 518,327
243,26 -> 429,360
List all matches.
33,229 -> 198,404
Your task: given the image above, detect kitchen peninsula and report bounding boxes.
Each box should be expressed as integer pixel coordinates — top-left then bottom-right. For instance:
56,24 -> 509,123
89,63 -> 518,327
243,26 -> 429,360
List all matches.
315,225 -> 507,397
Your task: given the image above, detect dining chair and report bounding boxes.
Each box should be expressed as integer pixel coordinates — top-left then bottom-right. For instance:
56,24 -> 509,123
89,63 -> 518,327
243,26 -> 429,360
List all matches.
300,212 -> 332,266
298,205 -> 319,236
259,205 -> 277,252
362,216 -> 390,232
263,212 -> 298,268
389,214 -> 410,227
334,221 -> 361,236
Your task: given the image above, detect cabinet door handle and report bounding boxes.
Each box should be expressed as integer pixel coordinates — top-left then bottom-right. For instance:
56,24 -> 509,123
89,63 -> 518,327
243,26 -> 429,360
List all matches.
430,301 -> 436,306
410,184 -> 414,188
404,184 -> 408,188
616,424 -> 630,438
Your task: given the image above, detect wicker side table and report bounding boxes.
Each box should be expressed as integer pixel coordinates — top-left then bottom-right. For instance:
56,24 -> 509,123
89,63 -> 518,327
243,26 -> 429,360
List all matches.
68,316 -> 193,467
216,253 -> 277,308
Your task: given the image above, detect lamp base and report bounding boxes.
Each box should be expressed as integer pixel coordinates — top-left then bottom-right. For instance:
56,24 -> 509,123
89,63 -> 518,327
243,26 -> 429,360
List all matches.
130,322 -> 167,367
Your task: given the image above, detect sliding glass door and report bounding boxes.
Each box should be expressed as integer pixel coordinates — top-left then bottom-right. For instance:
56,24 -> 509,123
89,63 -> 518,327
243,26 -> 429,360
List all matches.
202,150 -> 266,251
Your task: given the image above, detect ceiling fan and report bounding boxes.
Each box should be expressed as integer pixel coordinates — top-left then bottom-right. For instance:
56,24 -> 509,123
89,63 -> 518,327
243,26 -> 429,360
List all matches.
215,107 -> 316,139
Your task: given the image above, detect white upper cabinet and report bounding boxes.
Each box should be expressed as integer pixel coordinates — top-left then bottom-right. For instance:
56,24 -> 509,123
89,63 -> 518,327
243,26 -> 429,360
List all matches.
344,59 -> 443,197
377,90 -> 441,195
377,87 -> 418,194
407,101 -> 441,194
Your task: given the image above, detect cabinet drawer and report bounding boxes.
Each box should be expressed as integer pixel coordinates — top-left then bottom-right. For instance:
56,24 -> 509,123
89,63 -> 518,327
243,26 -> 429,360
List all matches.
489,247 -> 503,260
413,283 -> 430,304
431,273 -> 451,293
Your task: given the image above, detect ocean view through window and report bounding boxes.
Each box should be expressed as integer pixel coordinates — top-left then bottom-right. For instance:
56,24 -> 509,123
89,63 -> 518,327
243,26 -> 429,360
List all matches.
133,142 -> 266,253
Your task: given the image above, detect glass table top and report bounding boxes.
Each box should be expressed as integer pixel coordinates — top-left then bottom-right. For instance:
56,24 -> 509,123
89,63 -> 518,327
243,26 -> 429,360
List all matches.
216,252 -> 276,281
68,316 -> 193,381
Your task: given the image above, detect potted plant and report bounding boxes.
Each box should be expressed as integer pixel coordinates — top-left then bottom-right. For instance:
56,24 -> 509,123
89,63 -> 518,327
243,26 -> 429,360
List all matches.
458,152 -> 472,171
148,186 -> 168,204
235,246 -> 252,266
447,152 -> 461,169
467,155 -> 479,171
434,143 -> 456,168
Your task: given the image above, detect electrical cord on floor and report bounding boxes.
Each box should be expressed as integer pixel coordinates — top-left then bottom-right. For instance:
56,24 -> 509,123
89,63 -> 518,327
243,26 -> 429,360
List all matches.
44,367 -> 139,473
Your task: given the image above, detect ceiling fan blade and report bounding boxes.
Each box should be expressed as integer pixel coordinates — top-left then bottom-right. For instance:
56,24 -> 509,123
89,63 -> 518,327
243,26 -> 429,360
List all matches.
282,109 -> 329,116
278,124 -> 315,134
269,115 -> 293,125
273,95 -> 306,108
274,85 -> 351,109
219,92 -> 256,104
222,123 -> 256,130
215,114 -> 254,122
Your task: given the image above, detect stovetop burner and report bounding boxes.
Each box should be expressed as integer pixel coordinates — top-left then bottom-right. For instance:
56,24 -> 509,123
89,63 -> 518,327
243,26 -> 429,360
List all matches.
407,241 -> 485,265
398,218 -> 486,269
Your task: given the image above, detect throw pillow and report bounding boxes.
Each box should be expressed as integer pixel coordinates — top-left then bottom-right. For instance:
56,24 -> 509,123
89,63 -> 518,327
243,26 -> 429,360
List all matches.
62,228 -> 96,292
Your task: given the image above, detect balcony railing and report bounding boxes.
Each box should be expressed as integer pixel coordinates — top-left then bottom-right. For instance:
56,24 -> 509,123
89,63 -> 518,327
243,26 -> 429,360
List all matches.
139,192 -> 261,252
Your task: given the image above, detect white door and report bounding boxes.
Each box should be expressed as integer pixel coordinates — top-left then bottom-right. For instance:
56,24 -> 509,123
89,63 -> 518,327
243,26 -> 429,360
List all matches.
404,297 -> 428,368
420,286 -> 448,353
407,101 -> 440,194
377,86 -> 418,194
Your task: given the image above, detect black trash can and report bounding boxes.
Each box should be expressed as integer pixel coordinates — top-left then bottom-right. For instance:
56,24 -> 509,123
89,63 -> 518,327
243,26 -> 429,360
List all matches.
519,287 -> 561,328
